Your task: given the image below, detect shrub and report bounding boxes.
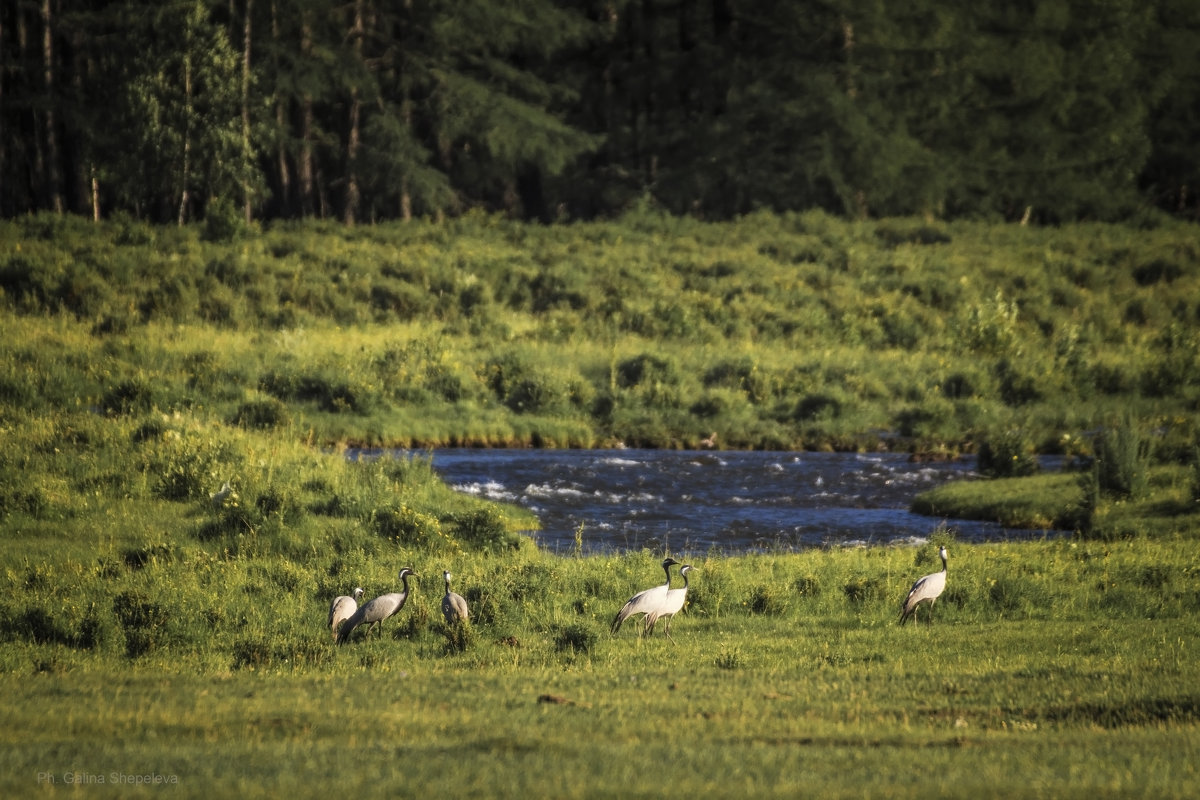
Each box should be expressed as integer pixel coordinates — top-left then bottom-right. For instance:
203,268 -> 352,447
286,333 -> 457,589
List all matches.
374,503 -> 441,547
1,607 -> 72,645
842,576 -> 883,604
703,357 -> 770,402
231,398 -> 291,430
259,368 -> 375,414
978,429 -> 1040,478
941,372 -> 976,399
747,583 -> 788,616
793,393 -> 842,422
616,353 -> 677,389
554,623 -> 597,655
439,620 -> 475,654
152,438 -> 227,503
794,575 -> 821,598
201,196 -> 247,243
451,507 -> 521,551
987,576 -> 1031,616
1093,418 -> 1150,500
994,359 -> 1043,406
101,377 -> 158,416
112,590 -> 169,658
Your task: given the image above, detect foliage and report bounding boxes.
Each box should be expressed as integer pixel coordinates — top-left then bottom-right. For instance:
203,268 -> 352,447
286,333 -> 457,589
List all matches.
2,213 -> 1197,459
1092,416 -> 1152,500
3,1 -> 1200,222
977,429 -> 1040,478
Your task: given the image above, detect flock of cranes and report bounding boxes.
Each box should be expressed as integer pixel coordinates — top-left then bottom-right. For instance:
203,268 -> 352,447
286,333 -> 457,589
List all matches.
329,549 -> 948,645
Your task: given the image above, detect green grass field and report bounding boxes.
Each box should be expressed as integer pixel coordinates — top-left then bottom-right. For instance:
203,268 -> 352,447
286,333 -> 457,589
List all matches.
2,537 -> 1198,798
1,212 -> 1198,796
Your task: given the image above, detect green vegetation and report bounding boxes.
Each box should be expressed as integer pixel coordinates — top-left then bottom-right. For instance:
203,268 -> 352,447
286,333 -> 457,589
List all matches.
7,2 -> 1200,222
3,210 -> 1198,456
1,213 -> 1198,797
2,540 -> 1199,797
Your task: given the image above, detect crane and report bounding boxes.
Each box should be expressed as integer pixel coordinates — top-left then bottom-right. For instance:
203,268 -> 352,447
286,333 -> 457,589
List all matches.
441,570 -> 469,625
338,568 -> 417,643
899,546 -> 948,625
327,586 -> 364,641
645,564 -> 694,642
611,557 -> 679,635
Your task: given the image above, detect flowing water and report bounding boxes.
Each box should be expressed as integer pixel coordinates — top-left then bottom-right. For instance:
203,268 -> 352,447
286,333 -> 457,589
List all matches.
366,448 -> 1063,554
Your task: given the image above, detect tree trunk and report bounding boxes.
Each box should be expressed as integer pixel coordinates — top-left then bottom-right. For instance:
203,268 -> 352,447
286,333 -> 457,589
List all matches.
343,0 -> 364,225
299,19 -> 316,216
177,46 -> 192,225
241,0 -> 254,223
41,0 -> 64,213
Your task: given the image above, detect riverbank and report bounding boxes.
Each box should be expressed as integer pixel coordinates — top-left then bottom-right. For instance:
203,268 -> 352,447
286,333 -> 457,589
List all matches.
3,211 -> 1197,457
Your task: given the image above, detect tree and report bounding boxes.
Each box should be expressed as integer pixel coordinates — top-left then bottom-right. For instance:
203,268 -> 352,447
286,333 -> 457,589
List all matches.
114,0 -> 257,223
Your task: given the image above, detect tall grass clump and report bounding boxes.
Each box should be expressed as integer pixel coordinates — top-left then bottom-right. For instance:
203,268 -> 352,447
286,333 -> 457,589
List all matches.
978,429 -> 1040,478
1093,416 -> 1151,500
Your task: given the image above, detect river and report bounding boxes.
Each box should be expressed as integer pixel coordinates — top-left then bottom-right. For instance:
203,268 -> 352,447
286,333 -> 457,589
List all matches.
368,448 -> 1062,554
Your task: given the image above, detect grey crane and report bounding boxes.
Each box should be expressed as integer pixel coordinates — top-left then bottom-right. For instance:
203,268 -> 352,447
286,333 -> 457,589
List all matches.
327,586 -> 364,640
899,546 -> 948,625
611,557 -> 679,635
441,570 -> 469,625
209,481 -> 235,508
338,568 -> 417,643
645,564 -> 694,642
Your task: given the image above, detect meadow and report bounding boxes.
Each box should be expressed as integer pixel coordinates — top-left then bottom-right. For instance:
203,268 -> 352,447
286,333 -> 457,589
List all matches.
1,210 -> 1198,797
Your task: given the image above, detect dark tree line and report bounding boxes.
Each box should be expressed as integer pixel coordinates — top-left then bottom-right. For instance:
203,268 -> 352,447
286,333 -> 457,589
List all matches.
3,0 -> 1198,225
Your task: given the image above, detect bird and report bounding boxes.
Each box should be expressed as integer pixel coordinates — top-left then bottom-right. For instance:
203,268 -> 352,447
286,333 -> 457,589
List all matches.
327,586 -> 364,641
338,568 -> 417,643
699,432 -> 718,449
899,546 -> 948,625
210,481 -> 234,508
645,564 -> 694,642
441,570 -> 469,625
611,557 -> 679,635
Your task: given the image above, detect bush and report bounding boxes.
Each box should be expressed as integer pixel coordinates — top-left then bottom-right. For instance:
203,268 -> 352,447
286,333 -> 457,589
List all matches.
978,430 -> 1040,478
230,398 -> 291,430
451,507 -> 521,551
747,583 -> 788,616
987,576 -> 1030,616
554,623 -> 597,655
374,503 -> 441,547
616,353 -> 677,389
259,368 -> 376,414
113,590 -> 170,658
1093,418 -> 1150,500
842,576 -> 884,604
101,377 -> 158,416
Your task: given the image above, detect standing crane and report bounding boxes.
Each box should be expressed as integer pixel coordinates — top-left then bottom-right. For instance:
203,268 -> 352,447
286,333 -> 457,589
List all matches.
338,568 -> 417,643
210,481 -> 235,508
441,570 -> 469,625
611,557 -> 679,635
899,546 -> 948,625
645,564 -> 694,642
327,586 -> 364,640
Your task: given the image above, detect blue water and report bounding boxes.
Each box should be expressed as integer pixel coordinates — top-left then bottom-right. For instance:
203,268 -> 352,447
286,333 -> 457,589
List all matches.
357,448 -> 1063,554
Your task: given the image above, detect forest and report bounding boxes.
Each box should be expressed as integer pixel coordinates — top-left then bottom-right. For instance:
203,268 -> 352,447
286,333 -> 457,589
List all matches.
3,0 -> 1199,226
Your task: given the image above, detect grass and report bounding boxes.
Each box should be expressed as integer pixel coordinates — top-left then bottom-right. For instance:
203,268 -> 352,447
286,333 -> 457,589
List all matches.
2,211 -> 1199,796
2,568 -> 1198,796
3,210 -> 1198,454
2,539 -> 1199,797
